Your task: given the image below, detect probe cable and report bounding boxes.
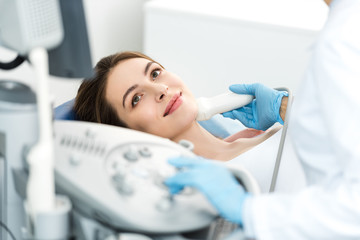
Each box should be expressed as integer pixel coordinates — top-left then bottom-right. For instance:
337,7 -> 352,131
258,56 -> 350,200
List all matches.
269,87 -> 294,192
0,220 -> 17,240
0,54 -> 26,70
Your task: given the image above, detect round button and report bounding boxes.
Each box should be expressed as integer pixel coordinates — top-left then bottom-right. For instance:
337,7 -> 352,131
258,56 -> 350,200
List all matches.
139,147 -> 152,158
123,145 -> 138,162
112,174 -> 134,195
115,182 -> 133,195
156,196 -> 174,212
112,173 -> 125,184
153,174 -> 168,190
69,154 -> 81,166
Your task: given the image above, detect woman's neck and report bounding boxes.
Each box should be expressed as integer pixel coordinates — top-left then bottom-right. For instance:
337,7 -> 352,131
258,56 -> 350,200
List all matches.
171,122 -> 254,161
171,122 -> 281,161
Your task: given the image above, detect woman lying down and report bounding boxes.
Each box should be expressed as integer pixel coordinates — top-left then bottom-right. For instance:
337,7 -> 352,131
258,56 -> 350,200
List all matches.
73,51 -> 282,161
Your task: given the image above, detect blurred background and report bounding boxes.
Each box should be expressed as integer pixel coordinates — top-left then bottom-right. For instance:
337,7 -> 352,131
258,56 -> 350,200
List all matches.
0,0 -> 328,106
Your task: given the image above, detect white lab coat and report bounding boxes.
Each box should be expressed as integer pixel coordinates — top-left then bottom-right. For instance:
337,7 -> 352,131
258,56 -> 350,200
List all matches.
243,0 -> 360,239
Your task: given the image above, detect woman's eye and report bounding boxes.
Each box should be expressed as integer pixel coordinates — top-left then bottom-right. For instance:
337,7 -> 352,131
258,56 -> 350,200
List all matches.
132,95 -> 142,107
151,69 -> 161,80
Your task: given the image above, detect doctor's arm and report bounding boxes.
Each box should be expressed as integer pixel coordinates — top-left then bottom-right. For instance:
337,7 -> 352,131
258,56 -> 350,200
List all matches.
244,0 -> 360,239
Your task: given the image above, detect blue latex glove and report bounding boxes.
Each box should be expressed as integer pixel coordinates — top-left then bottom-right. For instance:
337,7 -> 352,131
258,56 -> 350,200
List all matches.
165,156 -> 249,225
222,83 -> 288,131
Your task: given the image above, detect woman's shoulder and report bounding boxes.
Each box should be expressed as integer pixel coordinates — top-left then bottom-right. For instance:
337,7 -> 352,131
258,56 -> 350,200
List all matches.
224,128 -> 264,143
224,125 -> 282,144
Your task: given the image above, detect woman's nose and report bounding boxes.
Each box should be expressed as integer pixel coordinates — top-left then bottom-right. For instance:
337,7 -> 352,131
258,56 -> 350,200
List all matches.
155,84 -> 168,102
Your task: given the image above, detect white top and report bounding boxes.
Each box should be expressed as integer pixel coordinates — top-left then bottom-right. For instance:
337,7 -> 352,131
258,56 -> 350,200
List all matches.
244,0 -> 360,239
146,0 -> 328,31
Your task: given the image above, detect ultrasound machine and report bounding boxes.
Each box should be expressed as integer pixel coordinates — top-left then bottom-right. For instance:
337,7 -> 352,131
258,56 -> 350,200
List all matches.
0,1 -> 266,239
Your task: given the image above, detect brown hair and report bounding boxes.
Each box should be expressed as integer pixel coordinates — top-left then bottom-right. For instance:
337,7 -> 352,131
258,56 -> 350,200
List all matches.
73,51 -> 163,127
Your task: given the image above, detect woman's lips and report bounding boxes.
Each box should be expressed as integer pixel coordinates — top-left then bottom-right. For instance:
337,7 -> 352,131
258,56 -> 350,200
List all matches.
164,92 -> 183,117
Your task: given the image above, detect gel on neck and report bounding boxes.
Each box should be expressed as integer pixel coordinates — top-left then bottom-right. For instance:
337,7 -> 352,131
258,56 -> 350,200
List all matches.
196,92 -> 254,121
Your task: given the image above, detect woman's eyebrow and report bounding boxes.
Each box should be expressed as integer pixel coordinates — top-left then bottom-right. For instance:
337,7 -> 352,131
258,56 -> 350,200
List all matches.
122,62 -> 154,108
144,61 -> 154,75
123,84 -> 138,108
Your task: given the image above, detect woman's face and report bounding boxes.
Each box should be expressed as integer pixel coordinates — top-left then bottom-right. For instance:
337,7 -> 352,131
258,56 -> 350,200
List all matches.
106,57 -> 198,139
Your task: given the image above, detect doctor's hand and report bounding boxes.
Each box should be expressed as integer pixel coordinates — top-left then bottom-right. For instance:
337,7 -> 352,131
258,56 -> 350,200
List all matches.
165,156 -> 249,225
222,83 -> 288,131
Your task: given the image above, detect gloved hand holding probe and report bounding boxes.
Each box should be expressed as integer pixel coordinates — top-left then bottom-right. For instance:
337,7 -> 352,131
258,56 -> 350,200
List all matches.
222,83 -> 288,131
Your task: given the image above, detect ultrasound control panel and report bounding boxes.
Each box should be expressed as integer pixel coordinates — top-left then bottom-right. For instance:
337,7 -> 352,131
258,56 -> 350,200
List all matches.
53,120 -> 217,234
